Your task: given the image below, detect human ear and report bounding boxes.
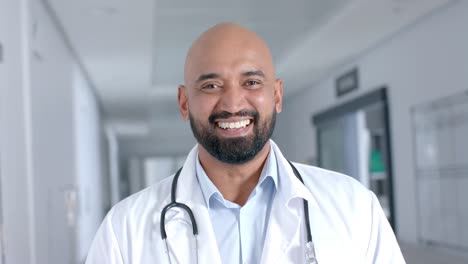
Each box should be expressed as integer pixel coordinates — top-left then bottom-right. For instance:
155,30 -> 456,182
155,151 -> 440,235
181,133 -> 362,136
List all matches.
274,79 -> 283,113
178,85 -> 189,120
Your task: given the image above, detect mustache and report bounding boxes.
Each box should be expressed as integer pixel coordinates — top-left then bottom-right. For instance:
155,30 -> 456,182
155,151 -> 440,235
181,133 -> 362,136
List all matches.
208,110 -> 259,124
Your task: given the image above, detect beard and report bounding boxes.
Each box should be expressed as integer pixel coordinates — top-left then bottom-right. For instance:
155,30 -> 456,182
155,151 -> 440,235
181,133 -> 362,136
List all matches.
189,109 -> 276,164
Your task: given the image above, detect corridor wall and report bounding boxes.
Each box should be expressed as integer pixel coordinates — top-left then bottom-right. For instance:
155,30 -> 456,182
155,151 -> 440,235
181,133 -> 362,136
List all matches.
0,0 -> 108,263
275,0 -> 468,244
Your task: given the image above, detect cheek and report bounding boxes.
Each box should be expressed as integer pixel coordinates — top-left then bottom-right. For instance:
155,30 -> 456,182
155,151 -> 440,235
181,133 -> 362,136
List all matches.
189,95 -> 218,118
249,90 -> 276,112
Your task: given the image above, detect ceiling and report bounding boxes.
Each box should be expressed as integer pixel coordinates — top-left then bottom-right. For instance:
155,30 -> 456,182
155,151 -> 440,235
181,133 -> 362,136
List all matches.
45,0 -> 454,157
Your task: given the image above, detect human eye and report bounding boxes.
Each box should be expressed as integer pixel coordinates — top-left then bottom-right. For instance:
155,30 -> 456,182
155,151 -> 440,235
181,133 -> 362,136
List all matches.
201,83 -> 220,90
198,82 -> 223,94
244,80 -> 262,88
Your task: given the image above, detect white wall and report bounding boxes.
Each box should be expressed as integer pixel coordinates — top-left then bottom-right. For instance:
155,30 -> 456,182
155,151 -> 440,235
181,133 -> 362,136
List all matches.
275,0 -> 468,244
0,0 -> 36,263
1,0 -> 107,263
29,1 -> 77,262
73,68 -> 107,262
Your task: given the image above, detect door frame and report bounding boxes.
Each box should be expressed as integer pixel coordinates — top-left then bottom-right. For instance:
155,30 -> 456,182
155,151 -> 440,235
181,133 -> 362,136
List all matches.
311,87 -> 396,231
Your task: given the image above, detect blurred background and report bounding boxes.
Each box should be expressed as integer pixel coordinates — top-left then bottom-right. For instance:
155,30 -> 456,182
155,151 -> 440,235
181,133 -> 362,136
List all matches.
1,0 -> 467,263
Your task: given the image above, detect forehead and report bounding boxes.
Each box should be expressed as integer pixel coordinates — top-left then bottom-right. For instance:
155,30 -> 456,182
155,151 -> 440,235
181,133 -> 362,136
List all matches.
185,42 -> 275,85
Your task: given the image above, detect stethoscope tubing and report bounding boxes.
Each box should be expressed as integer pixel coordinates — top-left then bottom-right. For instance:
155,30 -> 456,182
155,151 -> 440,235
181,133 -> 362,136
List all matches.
160,167 -> 198,240
287,161 -> 313,243
160,161 -> 317,263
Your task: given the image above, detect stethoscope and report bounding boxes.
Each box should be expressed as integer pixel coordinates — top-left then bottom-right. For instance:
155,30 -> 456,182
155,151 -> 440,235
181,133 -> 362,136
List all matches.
160,161 -> 318,264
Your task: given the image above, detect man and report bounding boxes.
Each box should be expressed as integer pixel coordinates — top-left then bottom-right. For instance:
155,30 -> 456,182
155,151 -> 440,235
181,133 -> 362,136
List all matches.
86,23 -> 405,263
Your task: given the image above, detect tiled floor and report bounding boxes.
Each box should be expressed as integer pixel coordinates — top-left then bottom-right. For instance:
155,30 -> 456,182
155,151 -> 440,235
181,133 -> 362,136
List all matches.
400,242 -> 468,264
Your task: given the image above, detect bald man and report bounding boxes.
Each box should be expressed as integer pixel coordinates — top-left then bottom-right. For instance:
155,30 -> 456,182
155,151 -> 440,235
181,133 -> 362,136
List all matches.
86,23 -> 405,264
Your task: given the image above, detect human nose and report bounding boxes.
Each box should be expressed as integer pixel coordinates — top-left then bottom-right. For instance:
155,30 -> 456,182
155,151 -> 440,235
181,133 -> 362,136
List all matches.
217,85 -> 247,113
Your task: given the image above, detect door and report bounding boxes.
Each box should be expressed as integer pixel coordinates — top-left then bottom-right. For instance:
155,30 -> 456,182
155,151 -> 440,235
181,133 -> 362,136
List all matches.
317,111 -> 370,187
313,87 -> 396,229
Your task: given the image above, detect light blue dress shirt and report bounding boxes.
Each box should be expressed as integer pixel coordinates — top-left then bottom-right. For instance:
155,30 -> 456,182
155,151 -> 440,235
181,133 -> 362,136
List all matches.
196,147 -> 278,264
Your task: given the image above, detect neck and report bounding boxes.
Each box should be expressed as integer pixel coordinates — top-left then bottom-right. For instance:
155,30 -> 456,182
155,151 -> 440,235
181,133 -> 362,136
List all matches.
198,142 -> 271,206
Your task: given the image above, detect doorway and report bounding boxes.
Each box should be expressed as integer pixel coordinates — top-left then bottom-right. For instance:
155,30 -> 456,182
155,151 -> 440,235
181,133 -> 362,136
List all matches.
312,87 -> 396,230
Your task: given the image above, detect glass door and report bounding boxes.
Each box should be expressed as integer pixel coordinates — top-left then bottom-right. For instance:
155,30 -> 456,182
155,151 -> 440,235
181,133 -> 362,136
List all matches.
313,87 -> 395,228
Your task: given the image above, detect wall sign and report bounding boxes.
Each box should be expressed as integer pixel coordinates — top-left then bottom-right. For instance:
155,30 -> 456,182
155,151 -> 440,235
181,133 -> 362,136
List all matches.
336,67 -> 359,97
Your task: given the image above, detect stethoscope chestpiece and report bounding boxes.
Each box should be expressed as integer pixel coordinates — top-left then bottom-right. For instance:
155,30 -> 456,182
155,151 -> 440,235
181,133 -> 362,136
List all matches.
305,241 -> 318,264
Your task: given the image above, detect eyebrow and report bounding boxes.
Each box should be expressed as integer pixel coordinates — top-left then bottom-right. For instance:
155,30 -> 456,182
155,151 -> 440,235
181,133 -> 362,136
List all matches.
242,70 -> 265,78
195,70 -> 266,83
196,73 -> 221,83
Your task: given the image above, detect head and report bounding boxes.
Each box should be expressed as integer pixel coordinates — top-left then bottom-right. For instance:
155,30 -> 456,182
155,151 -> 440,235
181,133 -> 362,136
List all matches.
178,23 -> 283,164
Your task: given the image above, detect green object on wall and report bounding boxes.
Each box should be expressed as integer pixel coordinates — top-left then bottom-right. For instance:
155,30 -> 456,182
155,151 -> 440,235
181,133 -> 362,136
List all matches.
370,150 -> 385,173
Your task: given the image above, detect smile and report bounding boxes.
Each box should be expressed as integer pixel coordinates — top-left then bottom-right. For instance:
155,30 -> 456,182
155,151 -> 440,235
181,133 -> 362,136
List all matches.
217,119 -> 252,129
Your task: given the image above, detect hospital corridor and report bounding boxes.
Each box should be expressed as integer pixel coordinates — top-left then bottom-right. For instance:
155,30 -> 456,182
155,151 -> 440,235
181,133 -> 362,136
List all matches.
1,0 -> 468,263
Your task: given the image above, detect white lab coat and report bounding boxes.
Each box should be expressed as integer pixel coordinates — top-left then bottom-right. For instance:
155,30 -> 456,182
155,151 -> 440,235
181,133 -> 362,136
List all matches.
86,140 -> 405,264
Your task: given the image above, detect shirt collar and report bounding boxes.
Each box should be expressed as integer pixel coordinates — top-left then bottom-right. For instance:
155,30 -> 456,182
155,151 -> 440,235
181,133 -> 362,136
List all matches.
195,145 -> 278,208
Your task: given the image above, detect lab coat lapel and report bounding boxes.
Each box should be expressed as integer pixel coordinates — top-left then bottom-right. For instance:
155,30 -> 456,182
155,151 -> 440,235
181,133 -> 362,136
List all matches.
163,145 -> 222,264
260,141 -> 318,264
260,191 -> 302,264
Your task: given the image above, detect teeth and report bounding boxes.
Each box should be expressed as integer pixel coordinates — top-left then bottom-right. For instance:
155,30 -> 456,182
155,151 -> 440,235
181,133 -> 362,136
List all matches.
218,119 -> 251,129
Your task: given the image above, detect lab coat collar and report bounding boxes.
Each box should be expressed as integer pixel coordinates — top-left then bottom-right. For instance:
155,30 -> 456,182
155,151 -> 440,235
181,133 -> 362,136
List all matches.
175,140 -> 317,207
163,140 -> 319,264
269,140 -> 319,209
174,144 -> 199,204
162,144 -> 223,264
259,140 -> 319,264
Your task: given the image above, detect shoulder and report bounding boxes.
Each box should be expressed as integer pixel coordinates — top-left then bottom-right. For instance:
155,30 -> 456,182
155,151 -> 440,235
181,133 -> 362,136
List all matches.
106,175 -> 174,228
292,163 -> 368,190
290,163 -> 379,247
272,141 -> 372,202
291,162 -> 374,213
87,175 -> 177,263
285,162 -> 404,261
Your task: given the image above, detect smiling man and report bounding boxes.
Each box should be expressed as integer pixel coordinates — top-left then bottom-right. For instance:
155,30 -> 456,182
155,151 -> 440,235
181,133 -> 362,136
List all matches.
86,23 -> 405,264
